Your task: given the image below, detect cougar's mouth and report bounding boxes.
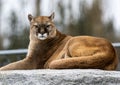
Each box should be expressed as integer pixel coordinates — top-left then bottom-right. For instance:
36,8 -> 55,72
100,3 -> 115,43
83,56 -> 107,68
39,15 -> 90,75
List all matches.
37,33 -> 48,40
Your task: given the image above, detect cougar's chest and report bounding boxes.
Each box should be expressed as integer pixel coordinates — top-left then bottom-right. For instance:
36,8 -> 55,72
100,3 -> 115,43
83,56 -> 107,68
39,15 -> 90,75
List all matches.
44,36 -> 72,68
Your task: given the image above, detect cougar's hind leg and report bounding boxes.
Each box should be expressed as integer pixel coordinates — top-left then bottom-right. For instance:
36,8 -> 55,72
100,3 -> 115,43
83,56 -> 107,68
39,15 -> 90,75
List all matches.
49,39 -> 117,70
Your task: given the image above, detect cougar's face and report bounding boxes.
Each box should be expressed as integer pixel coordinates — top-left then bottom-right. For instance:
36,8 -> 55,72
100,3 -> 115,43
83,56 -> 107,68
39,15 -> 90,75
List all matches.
28,13 -> 56,40
32,21 -> 55,40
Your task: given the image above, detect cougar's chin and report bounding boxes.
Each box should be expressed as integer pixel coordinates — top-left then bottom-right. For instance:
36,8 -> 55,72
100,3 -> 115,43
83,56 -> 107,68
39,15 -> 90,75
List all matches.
37,33 -> 48,40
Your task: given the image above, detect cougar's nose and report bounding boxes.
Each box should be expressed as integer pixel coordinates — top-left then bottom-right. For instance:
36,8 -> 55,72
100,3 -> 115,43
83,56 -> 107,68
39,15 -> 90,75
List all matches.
38,28 -> 45,35
40,28 -> 45,35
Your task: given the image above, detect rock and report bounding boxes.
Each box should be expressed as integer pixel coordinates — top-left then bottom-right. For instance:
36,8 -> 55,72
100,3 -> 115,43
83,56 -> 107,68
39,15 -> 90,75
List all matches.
0,69 -> 120,85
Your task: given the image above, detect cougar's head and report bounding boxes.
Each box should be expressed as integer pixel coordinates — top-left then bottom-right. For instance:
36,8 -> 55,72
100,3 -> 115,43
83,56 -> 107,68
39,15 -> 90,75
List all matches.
28,12 -> 56,40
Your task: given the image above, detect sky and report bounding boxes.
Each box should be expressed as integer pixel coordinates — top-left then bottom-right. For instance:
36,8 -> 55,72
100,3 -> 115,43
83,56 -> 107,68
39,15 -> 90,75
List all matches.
102,0 -> 120,31
0,0 -> 120,33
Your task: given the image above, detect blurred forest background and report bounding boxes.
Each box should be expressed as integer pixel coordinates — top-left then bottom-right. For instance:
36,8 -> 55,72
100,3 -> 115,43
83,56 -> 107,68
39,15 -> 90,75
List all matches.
0,0 -> 120,69
0,0 -> 120,50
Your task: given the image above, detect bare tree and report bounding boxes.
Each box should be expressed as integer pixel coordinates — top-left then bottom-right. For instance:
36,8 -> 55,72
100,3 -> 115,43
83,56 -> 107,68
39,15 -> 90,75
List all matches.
35,0 -> 41,16
0,0 -> 3,50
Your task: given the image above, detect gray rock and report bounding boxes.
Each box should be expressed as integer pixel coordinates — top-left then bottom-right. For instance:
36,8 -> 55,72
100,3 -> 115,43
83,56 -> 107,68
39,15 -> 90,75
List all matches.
0,69 -> 120,85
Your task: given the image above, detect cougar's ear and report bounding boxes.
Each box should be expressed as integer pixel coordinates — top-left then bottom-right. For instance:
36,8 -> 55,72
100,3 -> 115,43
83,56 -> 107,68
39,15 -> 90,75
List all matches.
49,12 -> 55,21
28,14 -> 33,22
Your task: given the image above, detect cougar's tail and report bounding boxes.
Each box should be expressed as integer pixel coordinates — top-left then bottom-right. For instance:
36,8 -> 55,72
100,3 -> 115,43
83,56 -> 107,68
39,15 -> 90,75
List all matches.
49,53 -> 118,70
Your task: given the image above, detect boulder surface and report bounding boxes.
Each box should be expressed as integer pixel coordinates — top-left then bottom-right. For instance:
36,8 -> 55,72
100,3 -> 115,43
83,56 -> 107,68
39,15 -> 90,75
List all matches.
0,69 -> 120,85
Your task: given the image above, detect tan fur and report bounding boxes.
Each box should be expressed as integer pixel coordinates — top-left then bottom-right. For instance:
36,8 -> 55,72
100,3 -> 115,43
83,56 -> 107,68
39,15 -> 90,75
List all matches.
0,13 -> 118,71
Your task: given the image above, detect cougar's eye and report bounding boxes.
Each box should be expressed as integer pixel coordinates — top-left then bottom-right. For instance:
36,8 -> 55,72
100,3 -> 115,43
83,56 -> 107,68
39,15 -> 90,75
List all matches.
33,23 -> 38,28
46,25 -> 50,28
34,25 -> 39,28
